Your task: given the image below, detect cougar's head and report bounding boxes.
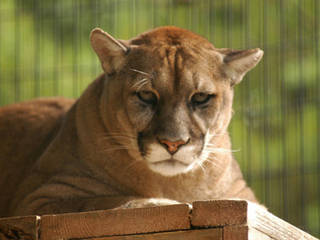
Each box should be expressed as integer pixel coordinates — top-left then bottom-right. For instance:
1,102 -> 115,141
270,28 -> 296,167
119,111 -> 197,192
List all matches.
90,26 -> 263,176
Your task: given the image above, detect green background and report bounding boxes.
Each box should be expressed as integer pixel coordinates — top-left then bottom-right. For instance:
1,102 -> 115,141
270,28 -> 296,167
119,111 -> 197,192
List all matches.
0,0 -> 319,237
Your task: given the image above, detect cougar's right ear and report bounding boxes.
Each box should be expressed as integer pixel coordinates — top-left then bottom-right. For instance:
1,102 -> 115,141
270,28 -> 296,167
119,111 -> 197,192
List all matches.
217,48 -> 263,86
90,28 -> 129,74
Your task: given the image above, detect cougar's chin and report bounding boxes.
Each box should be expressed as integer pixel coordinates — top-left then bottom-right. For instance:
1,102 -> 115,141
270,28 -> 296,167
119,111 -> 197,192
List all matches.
148,158 -> 192,176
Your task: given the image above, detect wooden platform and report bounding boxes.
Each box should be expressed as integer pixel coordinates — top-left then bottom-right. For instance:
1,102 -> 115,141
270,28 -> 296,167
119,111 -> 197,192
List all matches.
0,200 -> 317,240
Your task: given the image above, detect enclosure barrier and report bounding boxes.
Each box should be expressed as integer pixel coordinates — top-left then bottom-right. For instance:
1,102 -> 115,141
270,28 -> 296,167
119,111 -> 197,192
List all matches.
0,200 -> 317,240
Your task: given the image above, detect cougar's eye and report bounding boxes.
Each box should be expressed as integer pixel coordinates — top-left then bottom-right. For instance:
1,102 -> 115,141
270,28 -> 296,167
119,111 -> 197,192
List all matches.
137,91 -> 158,105
191,92 -> 215,106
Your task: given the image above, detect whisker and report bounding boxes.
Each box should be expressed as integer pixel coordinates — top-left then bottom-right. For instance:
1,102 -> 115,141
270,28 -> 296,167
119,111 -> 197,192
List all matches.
204,147 -> 240,153
198,148 -> 231,171
122,158 -> 144,173
204,147 -> 230,151
130,68 -> 152,77
206,132 -> 226,137
136,80 -> 149,91
99,133 -> 136,139
197,161 -> 206,174
131,78 -> 149,90
99,136 -> 136,141
201,158 -> 224,171
101,147 -> 137,153
102,132 -> 136,137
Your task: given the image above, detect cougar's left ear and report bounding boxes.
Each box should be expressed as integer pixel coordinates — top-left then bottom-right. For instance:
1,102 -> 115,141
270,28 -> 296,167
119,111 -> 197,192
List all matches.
218,48 -> 263,86
90,28 -> 129,74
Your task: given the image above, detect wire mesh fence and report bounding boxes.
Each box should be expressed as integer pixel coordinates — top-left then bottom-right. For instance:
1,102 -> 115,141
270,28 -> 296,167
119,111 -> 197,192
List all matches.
0,0 -> 319,237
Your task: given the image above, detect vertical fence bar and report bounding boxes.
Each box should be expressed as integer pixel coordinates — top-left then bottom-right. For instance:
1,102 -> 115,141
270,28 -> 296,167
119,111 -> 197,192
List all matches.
107,1 -> 113,36
262,0 -> 270,206
91,0 -> 99,77
60,0 -> 66,97
314,0 -> 320,235
206,0 -> 210,41
297,0 -> 306,230
169,0 -> 173,25
151,0 -> 154,28
186,2 -> 192,29
228,0 -> 232,47
208,0 -> 214,42
187,0 -> 191,30
34,0 -> 40,97
14,0 -> 20,102
225,0 -> 230,47
79,1 -> 83,92
72,0 -> 78,97
53,1 -> 60,96
0,1 -> 2,105
244,0 -> 252,186
279,0 -> 288,221
132,0 -> 136,36
114,0 -> 118,37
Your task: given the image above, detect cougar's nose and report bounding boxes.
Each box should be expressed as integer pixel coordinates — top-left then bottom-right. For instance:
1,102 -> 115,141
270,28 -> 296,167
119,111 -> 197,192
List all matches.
158,138 -> 189,155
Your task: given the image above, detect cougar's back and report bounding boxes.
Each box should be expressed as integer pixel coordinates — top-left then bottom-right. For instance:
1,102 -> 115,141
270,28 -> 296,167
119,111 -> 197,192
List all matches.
0,98 -> 74,216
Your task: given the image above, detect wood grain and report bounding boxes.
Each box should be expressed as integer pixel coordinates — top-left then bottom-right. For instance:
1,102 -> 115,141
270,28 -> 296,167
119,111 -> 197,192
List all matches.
85,228 -> 222,240
191,200 -> 248,227
223,225 -> 271,240
40,204 -> 190,240
247,205 -> 318,240
191,200 -> 318,240
0,215 -> 39,240
0,200 -> 317,240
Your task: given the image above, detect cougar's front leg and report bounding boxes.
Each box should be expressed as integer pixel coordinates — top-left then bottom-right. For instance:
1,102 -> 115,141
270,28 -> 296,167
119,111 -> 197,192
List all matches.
13,190 -> 143,216
11,172 -> 140,215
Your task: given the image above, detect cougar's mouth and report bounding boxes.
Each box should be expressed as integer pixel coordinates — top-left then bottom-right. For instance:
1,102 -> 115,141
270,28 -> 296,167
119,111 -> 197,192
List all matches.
151,158 -> 189,167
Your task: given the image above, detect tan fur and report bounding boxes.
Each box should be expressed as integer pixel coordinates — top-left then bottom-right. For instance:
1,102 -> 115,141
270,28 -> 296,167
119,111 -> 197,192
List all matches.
0,26 -> 263,217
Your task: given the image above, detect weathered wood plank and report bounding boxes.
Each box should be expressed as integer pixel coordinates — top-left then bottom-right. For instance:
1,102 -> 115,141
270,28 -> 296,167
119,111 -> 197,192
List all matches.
191,200 -> 318,240
83,228 -> 222,240
248,206 -> 318,240
223,225 -> 271,240
191,200 -> 248,227
0,200 -> 317,240
40,204 -> 190,240
0,215 -> 40,240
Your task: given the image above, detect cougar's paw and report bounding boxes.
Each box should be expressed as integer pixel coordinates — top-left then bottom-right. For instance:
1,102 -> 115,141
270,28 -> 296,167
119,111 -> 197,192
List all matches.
117,198 -> 181,209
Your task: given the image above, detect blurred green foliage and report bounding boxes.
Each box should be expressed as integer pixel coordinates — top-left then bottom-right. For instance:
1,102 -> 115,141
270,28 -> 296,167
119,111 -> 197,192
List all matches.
0,0 -> 319,237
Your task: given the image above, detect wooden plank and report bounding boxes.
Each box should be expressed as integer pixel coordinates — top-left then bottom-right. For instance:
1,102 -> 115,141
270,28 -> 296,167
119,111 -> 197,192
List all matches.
247,205 -> 318,240
40,204 -> 190,240
191,200 -> 318,240
223,225 -> 271,240
84,228 -> 222,240
0,200 -> 316,240
191,200 -> 248,227
0,215 -> 40,240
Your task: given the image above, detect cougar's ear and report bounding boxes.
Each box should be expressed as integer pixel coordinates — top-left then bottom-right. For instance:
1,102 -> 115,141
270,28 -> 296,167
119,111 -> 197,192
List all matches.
90,28 -> 129,74
218,48 -> 263,86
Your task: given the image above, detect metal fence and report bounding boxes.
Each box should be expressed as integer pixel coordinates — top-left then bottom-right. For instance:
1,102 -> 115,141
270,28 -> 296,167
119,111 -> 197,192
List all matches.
0,0 -> 319,237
